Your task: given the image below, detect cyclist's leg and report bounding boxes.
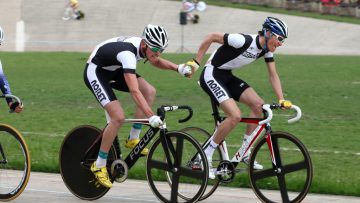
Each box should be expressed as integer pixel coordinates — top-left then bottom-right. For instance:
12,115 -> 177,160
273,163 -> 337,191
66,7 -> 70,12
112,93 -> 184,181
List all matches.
238,87 -> 264,135
84,63 -> 124,188
200,65 -> 242,178
238,87 -> 264,169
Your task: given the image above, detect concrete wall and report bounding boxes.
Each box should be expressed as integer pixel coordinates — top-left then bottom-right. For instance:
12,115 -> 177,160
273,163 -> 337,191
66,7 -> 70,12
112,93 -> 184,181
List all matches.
1,0 -> 360,55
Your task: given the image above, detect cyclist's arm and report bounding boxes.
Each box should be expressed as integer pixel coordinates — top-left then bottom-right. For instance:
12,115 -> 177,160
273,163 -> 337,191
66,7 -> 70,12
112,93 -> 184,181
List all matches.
0,61 -> 13,104
124,73 -> 154,118
149,57 -> 178,72
266,61 -> 285,101
195,32 -> 225,64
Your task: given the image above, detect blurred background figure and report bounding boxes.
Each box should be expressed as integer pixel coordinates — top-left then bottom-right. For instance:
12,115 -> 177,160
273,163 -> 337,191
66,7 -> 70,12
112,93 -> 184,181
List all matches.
62,0 -> 85,21
181,0 -> 207,24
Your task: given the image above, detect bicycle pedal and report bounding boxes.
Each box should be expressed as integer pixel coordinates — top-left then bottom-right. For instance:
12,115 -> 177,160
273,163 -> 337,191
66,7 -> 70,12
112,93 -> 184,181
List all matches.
89,179 -> 102,188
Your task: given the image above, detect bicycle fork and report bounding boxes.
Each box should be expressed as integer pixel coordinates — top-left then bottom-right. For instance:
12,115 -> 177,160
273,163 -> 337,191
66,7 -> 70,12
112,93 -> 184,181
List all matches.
264,124 -> 282,172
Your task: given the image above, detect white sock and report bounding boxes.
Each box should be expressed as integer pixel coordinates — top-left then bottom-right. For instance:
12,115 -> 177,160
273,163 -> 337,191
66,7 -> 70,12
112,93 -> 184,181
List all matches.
95,157 -> 107,168
128,123 -> 142,140
204,139 -> 218,159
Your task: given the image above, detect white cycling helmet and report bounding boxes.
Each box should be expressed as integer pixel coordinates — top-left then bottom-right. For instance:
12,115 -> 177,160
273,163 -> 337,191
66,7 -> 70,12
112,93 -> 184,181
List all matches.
0,26 -> 4,45
142,24 -> 169,50
263,17 -> 288,38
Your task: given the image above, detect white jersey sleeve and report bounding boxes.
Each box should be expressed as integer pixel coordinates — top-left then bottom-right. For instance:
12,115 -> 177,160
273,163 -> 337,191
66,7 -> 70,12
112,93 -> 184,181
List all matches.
226,33 -> 246,49
116,51 -> 137,73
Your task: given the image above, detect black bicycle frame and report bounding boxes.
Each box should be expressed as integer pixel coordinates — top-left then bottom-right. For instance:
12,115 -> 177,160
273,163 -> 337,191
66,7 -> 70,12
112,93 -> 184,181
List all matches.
81,105 -> 192,177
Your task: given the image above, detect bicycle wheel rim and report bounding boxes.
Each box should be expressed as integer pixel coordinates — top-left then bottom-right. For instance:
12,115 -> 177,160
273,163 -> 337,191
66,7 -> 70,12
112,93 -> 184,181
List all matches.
249,132 -> 313,203
0,124 -> 31,201
146,131 -> 208,203
179,127 -> 220,201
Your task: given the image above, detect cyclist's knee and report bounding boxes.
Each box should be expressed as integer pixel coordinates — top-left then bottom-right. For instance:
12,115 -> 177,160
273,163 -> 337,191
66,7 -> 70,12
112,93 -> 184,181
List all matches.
110,114 -> 125,128
250,99 -> 264,116
143,86 -> 156,101
227,113 -> 242,126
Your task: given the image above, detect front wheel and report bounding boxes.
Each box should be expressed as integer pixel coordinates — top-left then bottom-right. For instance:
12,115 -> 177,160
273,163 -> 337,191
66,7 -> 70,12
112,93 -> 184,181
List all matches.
249,132 -> 313,203
146,131 -> 208,203
0,124 -> 31,201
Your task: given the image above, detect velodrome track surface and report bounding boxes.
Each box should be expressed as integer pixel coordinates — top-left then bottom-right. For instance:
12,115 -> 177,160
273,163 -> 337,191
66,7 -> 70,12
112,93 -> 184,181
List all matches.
10,172 -> 360,203
1,0 -> 360,55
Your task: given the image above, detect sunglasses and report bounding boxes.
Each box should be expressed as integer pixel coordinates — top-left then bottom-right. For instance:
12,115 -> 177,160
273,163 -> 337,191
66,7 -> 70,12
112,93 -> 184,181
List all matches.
272,33 -> 285,43
148,46 -> 164,53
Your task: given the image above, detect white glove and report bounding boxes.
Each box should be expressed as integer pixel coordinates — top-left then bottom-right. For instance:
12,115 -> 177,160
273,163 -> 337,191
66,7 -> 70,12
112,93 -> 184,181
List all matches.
149,115 -> 163,128
177,64 -> 192,77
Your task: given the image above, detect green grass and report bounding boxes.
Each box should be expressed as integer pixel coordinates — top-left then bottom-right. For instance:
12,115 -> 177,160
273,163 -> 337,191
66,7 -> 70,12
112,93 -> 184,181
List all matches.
0,52 -> 359,196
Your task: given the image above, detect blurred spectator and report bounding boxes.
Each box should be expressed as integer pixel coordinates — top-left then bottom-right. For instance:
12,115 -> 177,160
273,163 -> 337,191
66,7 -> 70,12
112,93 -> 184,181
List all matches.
181,0 -> 207,24
62,0 -> 84,21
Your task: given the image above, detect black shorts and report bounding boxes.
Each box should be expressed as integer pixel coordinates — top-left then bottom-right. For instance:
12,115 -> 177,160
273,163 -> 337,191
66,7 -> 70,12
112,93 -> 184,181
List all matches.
199,64 -> 250,105
84,63 -> 140,107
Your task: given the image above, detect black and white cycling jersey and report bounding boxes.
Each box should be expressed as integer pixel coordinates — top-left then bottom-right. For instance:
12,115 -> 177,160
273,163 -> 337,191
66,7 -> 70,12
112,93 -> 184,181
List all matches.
87,36 -> 145,73
209,33 -> 274,70
84,36 -> 145,107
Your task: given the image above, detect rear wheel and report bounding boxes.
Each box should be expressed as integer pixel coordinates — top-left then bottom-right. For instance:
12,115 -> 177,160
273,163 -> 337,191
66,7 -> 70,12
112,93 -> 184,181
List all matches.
0,124 -> 31,201
59,125 -> 117,200
146,131 -> 208,203
249,132 -> 313,203
180,127 -> 221,201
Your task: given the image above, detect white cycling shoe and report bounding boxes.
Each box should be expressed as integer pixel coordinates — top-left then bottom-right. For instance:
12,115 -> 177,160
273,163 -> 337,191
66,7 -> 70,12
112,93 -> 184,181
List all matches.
242,151 -> 263,170
206,156 -> 216,179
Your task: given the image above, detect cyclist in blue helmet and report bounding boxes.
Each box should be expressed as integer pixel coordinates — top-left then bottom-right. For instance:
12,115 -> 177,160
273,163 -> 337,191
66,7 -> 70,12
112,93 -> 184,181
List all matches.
188,17 -> 291,179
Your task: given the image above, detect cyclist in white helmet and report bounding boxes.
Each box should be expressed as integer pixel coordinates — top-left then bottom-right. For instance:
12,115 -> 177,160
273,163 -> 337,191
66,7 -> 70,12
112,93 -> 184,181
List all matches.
84,24 -> 198,188
189,17 -> 291,179
0,26 -> 23,113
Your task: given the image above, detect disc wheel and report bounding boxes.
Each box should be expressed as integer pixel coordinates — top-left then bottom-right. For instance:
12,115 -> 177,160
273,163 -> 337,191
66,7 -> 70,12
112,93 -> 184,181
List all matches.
59,125 -> 117,200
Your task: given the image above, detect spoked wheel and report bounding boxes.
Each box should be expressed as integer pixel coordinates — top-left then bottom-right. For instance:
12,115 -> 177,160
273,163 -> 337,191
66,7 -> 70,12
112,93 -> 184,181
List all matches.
249,132 -> 313,203
180,127 -> 221,201
0,124 -> 31,201
146,131 -> 208,203
59,125 -> 117,200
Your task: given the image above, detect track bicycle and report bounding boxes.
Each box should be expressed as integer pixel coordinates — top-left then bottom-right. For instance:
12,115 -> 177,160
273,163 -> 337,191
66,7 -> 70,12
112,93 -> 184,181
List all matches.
59,105 -> 209,203
178,98 -> 313,203
0,94 -> 31,202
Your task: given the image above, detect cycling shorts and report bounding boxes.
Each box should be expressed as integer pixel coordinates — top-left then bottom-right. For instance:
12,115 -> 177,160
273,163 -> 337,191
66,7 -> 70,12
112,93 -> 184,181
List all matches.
199,64 -> 250,105
84,62 -> 140,107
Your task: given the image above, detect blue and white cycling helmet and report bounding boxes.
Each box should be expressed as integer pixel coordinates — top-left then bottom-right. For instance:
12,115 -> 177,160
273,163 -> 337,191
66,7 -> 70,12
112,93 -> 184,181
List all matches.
0,26 -> 4,45
262,17 -> 288,38
142,24 -> 169,50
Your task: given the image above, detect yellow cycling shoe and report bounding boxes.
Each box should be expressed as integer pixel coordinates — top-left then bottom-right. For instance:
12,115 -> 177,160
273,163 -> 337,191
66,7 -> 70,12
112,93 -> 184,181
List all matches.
90,162 -> 113,188
125,138 -> 149,156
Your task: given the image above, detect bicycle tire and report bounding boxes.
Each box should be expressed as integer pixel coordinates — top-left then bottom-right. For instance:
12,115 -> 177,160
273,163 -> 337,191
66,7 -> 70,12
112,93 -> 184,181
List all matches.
146,131 -> 208,203
0,124 -> 31,201
59,125 -> 117,200
249,131 -> 313,203
179,127 -> 221,201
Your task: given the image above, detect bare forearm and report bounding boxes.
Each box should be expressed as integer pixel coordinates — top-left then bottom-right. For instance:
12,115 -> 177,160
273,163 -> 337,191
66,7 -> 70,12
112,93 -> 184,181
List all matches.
151,58 -> 178,72
130,90 -> 154,117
